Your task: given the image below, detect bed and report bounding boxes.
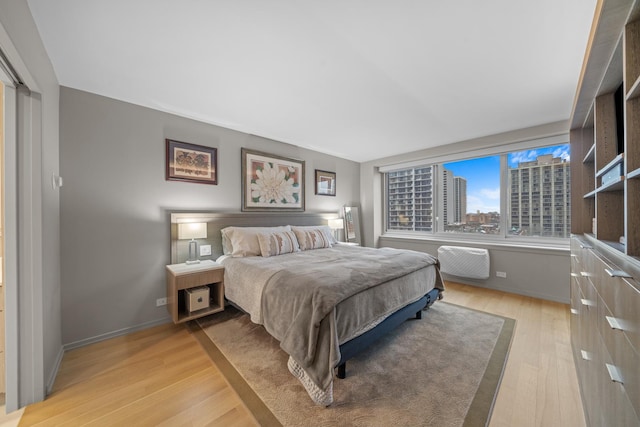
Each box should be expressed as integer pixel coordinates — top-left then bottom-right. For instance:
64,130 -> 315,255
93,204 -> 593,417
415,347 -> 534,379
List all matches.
215,224 -> 444,406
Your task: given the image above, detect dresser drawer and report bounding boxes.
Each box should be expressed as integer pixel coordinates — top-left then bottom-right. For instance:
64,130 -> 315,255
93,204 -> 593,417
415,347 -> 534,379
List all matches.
598,300 -> 640,416
593,332 -> 639,427
592,254 -> 640,355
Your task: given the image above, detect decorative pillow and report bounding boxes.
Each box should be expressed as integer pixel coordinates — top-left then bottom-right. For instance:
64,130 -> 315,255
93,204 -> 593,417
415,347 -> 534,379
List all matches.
291,225 -> 337,245
221,225 -> 291,257
292,226 -> 333,251
257,230 -> 300,257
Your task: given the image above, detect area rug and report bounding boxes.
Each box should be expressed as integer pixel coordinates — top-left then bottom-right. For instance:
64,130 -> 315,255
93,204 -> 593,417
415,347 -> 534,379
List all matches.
192,302 -> 515,427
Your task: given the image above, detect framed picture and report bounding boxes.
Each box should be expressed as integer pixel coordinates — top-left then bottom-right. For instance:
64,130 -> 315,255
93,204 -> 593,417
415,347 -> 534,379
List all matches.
166,139 -> 217,185
241,148 -> 305,211
315,169 -> 336,196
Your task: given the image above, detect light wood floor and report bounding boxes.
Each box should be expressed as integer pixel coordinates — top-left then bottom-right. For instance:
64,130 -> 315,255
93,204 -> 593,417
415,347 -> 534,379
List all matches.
14,282 -> 586,426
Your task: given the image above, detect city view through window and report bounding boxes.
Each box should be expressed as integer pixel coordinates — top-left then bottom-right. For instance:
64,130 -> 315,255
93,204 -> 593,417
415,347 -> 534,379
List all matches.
386,144 -> 571,238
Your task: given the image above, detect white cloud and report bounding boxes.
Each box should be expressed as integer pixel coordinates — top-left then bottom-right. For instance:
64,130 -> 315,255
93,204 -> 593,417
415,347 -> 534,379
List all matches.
479,187 -> 500,200
510,150 -> 538,165
552,146 -> 570,161
467,190 -> 500,213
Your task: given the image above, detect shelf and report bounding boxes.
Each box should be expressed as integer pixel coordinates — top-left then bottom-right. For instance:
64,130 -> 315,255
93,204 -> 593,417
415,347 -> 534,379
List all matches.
584,189 -> 597,199
583,143 -> 595,163
627,74 -> 640,100
628,167 -> 640,179
596,176 -> 625,192
177,302 -> 223,323
596,153 -> 624,177
600,239 -> 626,254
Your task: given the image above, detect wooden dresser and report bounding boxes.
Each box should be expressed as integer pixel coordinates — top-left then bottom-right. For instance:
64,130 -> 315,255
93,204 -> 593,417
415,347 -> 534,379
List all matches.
570,236 -> 640,425
569,0 -> 640,425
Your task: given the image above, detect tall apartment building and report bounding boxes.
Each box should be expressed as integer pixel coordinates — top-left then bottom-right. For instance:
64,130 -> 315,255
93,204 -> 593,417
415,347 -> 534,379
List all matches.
508,154 -> 570,237
388,166 -> 469,231
440,168 -> 454,225
453,176 -> 467,224
386,166 -> 433,231
440,168 -> 468,225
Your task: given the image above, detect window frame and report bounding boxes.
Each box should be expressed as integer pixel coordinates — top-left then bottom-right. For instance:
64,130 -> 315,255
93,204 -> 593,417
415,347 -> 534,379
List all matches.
381,134 -> 570,247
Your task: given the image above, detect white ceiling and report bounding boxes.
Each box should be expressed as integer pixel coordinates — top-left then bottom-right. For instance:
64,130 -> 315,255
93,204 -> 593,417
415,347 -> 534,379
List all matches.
27,0 -> 597,163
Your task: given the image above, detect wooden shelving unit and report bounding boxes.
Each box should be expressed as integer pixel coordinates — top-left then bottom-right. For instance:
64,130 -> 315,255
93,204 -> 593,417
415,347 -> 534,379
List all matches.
572,4 -> 640,259
570,1 -> 640,426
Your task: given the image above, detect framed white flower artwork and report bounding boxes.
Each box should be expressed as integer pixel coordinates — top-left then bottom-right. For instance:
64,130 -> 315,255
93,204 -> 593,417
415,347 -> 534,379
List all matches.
241,148 -> 305,211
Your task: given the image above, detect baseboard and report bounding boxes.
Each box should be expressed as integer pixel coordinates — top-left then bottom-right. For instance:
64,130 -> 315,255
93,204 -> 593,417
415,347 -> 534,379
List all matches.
63,316 -> 172,351
448,279 -> 569,304
44,317 -> 172,397
46,346 -> 65,395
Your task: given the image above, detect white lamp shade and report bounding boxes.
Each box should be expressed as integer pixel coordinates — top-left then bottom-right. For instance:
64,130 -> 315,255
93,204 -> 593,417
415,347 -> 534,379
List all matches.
178,222 -> 207,240
328,219 -> 343,229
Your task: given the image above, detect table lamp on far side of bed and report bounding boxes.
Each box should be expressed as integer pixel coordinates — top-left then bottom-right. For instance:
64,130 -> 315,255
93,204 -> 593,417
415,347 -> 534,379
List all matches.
328,218 -> 344,242
178,222 -> 207,264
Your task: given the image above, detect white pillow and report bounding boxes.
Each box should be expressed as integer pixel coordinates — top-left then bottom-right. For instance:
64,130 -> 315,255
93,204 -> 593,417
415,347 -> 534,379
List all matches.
257,230 -> 300,257
291,225 -> 337,244
221,225 -> 292,257
292,226 -> 334,250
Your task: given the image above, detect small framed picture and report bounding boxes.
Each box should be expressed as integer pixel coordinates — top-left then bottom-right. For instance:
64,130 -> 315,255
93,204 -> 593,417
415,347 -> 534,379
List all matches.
242,148 -> 305,211
166,139 -> 217,185
315,169 -> 336,196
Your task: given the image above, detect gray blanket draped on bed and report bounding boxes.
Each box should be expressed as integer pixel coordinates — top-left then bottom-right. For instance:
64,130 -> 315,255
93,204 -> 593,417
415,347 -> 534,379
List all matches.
259,246 -> 443,405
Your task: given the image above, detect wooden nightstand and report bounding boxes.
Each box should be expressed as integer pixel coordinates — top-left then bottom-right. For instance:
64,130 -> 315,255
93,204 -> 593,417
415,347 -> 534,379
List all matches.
166,260 -> 224,323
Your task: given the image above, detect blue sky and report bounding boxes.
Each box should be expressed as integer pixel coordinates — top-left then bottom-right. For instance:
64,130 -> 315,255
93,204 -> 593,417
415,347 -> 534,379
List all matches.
443,144 -> 570,214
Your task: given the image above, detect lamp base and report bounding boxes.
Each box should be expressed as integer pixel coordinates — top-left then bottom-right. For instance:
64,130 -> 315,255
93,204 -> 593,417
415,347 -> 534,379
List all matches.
186,239 -> 200,265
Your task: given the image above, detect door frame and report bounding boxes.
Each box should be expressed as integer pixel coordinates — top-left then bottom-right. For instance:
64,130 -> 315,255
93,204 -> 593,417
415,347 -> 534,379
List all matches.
1,20 -> 46,412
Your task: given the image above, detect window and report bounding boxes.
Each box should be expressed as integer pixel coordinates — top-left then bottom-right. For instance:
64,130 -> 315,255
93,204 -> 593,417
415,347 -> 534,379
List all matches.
507,147 -> 571,238
384,143 -> 570,240
387,166 -> 433,231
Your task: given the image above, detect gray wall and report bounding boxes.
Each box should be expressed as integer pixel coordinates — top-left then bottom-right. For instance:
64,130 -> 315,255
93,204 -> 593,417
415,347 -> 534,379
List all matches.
379,236 -> 569,302
0,0 -> 61,407
59,87 -> 360,346
360,121 -> 572,303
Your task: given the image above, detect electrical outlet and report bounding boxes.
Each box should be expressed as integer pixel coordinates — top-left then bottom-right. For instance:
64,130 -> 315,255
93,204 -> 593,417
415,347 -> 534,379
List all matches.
156,297 -> 167,307
496,271 -> 507,278
200,245 -> 212,256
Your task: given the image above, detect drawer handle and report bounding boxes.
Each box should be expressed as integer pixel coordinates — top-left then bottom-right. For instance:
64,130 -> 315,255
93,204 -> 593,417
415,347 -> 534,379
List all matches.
604,269 -> 632,278
581,350 -> 591,361
606,363 -> 623,384
605,316 -> 624,331
570,308 -> 579,315
581,299 -> 595,307
570,273 -> 580,278
579,244 -> 593,249
580,271 -> 590,277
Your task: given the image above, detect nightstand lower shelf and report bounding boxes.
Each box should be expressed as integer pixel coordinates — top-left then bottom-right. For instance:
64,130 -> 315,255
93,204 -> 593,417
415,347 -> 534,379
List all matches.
176,283 -> 224,323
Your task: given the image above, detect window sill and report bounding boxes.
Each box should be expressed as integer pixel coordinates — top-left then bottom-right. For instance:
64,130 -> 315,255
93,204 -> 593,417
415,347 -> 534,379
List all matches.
380,232 -> 570,254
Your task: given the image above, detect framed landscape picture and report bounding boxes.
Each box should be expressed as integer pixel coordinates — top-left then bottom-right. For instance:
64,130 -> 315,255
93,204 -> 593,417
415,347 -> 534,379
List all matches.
241,148 -> 305,211
166,139 -> 217,185
315,169 -> 336,196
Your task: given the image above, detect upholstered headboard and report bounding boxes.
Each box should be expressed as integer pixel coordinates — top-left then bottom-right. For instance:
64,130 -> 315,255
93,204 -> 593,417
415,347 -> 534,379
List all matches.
170,211 -> 340,264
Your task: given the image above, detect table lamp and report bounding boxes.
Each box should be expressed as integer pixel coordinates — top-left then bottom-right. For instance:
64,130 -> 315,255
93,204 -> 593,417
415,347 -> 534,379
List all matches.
178,222 -> 207,264
328,218 -> 344,242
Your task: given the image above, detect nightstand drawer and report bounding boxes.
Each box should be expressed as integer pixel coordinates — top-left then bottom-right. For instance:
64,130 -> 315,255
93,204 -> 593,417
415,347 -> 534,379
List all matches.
175,268 -> 224,290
